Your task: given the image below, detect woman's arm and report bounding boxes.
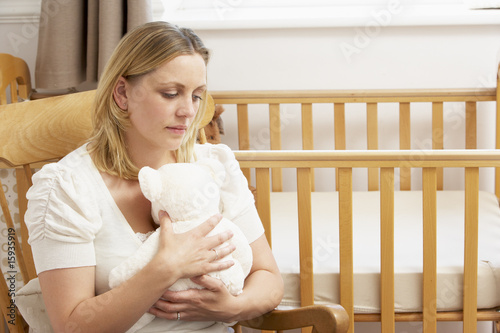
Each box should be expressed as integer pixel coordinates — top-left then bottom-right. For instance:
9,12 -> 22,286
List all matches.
151,233 -> 284,323
38,213 -> 235,333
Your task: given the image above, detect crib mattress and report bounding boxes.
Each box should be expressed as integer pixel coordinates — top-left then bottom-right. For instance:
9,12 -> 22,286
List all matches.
270,190 -> 500,313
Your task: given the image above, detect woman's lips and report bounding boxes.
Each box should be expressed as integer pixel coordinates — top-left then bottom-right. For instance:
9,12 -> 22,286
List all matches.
167,125 -> 187,135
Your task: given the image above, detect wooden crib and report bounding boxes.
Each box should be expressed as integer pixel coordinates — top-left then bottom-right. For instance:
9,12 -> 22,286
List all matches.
211,69 -> 500,333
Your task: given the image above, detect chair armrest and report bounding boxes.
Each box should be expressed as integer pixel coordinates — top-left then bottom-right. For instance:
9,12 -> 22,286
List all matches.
237,304 -> 349,333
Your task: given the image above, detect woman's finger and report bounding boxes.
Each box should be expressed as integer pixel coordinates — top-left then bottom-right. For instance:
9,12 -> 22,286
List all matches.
208,258 -> 235,272
190,275 -> 225,291
205,229 -> 234,251
158,210 -> 173,233
192,214 -> 223,237
210,244 -> 236,262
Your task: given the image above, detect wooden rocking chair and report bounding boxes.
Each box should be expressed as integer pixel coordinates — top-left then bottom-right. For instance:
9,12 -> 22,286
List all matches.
0,89 -> 349,333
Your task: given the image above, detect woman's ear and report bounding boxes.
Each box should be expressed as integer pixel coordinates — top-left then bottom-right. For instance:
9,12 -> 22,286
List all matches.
113,76 -> 128,110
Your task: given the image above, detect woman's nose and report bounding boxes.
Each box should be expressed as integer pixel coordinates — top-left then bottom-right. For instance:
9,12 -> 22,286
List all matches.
178,96 -> 197,118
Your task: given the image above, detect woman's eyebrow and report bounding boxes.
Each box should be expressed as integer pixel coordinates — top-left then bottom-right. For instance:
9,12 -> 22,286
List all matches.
194,85 -> 207,92
157,82 -> 207,91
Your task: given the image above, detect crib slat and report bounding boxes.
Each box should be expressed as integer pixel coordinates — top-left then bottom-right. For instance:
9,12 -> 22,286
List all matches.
237,104 -> 251,183
463,167 -> 479,333
301,103 -> 315,192
338,168 -> 354,333
399,103 -> 411,190
432,102 -> 444,190
270,103 -> 283,192
301,103 -> 314,150
335,103 -> 346,150
380,168 -> 395,333
335,103 -> 346,191
422,168 -> 437,333
367,103 -> 379,191
256,168 -> 272,248
297,168 -> 314,307
466,102 -> 477,149
254,168 -> 276,333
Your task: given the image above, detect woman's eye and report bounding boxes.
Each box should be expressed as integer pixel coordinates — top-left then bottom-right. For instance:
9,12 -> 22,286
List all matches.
193,95 -> 203,102
163,93 -> 178,98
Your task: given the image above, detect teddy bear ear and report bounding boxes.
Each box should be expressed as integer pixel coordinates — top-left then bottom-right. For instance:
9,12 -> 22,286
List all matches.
196,158 -> 226,185
138,167 -> 163,202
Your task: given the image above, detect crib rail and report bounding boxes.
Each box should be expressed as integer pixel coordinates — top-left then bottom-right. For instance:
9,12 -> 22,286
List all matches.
234,149 -> 500,333
212,87 -> 499,196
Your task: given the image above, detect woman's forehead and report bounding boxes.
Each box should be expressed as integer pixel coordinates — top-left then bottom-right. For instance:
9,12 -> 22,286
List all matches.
144,54 -> 207,87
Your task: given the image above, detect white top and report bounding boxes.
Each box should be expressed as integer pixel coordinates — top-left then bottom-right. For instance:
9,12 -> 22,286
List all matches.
25,143 -> 264,333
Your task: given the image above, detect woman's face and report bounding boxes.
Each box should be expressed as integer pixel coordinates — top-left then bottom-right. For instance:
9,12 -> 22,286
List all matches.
118,54 -> 207,160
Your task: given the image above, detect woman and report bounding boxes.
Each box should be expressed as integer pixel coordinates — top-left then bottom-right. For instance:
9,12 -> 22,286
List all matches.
25,21 -> 283,332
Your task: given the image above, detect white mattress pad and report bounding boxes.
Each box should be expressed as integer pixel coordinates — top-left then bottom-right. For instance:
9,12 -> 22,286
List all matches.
270,191 -> 500,313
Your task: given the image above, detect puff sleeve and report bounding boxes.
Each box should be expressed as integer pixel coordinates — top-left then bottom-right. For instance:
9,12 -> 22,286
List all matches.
197,143 -> 264,244
25,163 -> 102,274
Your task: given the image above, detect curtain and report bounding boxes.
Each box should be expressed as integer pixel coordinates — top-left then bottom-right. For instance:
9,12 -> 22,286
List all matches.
35,0 -> 153,90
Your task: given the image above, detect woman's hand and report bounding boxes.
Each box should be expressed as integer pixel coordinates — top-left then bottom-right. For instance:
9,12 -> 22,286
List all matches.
149,274 -> 239,323
151,211 -> 236,285
148,235 -> 284,324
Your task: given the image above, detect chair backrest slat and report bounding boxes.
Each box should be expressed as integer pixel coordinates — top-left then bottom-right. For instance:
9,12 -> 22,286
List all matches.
0,177 -> 29,283
0,53 -> 32,105
0,53 -> 33,332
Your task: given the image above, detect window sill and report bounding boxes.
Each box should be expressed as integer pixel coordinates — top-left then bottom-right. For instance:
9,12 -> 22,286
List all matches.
160,4 -> 500,30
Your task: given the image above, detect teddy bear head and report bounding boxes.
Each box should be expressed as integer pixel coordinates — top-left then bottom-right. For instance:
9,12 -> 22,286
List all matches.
138,158 -> 226,224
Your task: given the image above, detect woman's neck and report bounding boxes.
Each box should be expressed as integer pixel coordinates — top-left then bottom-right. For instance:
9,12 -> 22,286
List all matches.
127,144 -> 177,170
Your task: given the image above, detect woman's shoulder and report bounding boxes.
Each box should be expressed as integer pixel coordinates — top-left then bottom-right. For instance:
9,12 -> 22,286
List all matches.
30,144 -> 94,193
26,144 -> 104,252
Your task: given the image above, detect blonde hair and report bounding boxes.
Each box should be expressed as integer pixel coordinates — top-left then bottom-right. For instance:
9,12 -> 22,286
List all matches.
88,21 -> 210,179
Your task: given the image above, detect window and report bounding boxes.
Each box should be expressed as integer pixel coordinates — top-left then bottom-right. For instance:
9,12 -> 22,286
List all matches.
156,0 -> 500,29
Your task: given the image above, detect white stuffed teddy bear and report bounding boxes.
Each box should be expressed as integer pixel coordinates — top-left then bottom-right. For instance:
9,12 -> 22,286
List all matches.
108,158 -> 253,332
